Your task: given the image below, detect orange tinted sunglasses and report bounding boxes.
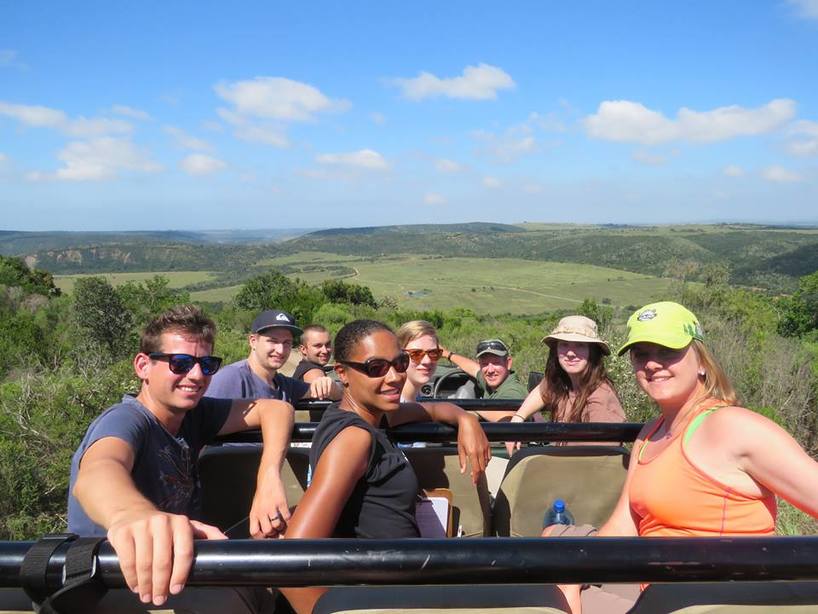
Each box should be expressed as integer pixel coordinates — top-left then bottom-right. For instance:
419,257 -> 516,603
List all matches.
405,348 -> 443,364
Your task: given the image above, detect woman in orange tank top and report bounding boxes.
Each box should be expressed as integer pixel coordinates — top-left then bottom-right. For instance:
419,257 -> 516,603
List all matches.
557,301 -> 818,614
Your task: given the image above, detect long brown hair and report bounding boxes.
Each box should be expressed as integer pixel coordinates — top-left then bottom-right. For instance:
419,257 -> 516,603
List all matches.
539,343 -> 614,422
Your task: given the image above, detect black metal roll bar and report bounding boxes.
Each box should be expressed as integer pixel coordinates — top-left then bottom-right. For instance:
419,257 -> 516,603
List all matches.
295,398 -> 527,412
4,537 -> 818,591
221,421 -> 643,444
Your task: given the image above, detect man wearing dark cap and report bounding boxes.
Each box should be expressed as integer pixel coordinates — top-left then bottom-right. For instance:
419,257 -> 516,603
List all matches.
439,338 -> 527,421
207,309 -> 342,402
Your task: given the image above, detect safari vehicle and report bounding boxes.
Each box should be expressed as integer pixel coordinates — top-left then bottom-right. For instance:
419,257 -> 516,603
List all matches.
3,401 -> 818,613
422,365 -> 543,399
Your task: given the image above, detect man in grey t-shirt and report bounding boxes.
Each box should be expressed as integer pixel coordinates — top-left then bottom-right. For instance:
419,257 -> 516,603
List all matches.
68,305 -> 293,610
207,309 -> 342,403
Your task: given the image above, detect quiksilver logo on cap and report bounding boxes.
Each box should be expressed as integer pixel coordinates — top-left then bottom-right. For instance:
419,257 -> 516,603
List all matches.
276,313 -> 290,322
637,309 -> 657,321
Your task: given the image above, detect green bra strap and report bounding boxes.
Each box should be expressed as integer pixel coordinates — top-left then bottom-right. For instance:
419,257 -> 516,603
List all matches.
683,406 -> 725,444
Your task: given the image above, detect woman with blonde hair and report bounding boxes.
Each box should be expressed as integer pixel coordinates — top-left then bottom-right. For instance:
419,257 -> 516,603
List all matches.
556,301 -> 818,613
509,315 -> 624,452
396,320 -> 443,401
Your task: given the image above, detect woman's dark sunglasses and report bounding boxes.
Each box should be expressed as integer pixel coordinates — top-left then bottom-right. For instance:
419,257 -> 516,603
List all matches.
405,348 -> 443,364
339,352 -> 410,377
149,353 -> 223,376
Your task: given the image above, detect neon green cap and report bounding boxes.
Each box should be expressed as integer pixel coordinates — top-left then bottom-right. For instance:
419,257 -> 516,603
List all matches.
617,301 -> 704,356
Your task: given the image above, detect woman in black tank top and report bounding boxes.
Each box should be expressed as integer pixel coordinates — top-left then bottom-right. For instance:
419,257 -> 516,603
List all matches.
280,319 -> 491,614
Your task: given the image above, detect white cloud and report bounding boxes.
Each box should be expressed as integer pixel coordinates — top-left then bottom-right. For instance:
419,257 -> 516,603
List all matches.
761,165 -> 802,183
164,126 -> 212,151
424,192 -> 446,205
471,112 -> 556,162
0,101 -> 132,137
584,98 -> 795,145
370,112 -> 386,125
435,158 -> 463,173
0,101 -> 65,127
31,138 -> 162,181
473,128 -> 537,162
180,153 -> 226,176
316,149 -> 389,170
216,106 -> 289,148
786,120 -> 818,157
63,117 -> 132,137
391,63 -> 515,101
527,111 -> 567,133
0,49 -> 26,69
111,105 -> 151,121
723,164 -> 745,177
482,176 -> 501,188
631,150 -> 666,166
788,0 -> 818,20
215,76 -> 348,121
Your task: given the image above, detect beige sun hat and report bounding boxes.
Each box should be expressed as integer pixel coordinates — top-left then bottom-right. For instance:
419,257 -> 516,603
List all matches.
542,315 -> 610,355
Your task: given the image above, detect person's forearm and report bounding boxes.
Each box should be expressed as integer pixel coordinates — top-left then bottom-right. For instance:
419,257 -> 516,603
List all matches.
511,387 -> 545,422
422,400 -> 467,425
256,402 -> 294,489
74,459 -> 156,528
441,347 -> 480,378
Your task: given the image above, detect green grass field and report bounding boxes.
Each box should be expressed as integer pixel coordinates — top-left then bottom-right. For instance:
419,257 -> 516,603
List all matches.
193,253 -> 677,313
54,271 -> 217,293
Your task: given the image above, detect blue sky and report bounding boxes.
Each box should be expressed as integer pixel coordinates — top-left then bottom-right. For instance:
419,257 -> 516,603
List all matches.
1,1 -> 817,230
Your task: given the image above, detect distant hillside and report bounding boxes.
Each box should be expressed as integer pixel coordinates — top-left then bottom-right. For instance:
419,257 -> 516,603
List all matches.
0,228 -> 315,256
6,223 -> 818,292
25,243 -> 282,273
309,222 -> 525,237
291,224 -> 818,291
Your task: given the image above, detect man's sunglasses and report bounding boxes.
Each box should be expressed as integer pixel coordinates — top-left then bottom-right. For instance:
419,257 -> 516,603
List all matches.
339,352 -> 410,377
149,353 -> 223,376
476,340 -> 508,354
405,348 -> 443,364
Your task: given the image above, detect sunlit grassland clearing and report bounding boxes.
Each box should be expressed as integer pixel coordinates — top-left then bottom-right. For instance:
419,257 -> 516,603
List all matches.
261,253 -> 676,314
55,271 -> 217,293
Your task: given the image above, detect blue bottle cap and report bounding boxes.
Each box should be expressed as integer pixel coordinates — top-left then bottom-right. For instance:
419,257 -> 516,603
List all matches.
554,499 -> 565,512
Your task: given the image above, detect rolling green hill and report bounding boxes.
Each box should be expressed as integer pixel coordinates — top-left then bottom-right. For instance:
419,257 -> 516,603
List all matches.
9,223 -> 818,296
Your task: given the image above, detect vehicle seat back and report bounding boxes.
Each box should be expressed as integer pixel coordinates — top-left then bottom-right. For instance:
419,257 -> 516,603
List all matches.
493,446 -> 629,536
630,581 -> 818,613
199,444 -> 310,537
404,447 -> 492,537
314,584 -> 569,613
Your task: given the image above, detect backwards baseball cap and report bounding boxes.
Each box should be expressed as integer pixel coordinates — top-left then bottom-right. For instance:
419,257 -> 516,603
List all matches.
475,338 -> 510,358
617,301 -> 704,356
251,309 -> 303,336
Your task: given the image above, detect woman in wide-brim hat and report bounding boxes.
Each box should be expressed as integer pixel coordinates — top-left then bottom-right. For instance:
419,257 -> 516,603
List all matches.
509,315 -> 624,452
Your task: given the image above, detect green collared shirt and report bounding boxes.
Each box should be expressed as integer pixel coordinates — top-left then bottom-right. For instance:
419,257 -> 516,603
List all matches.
475,370 -> 528,399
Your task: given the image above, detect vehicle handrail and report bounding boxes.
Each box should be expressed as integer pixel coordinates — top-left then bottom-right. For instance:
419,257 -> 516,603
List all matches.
217,421 -> 644,444
293,398 -> 532,412
4,537 -> 818,590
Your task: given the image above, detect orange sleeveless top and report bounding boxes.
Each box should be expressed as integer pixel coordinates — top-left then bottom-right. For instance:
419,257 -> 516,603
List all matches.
629,401 -> 776,538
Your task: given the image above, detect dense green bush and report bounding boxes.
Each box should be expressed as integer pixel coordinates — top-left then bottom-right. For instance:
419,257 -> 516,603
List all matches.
2,259 -> 818,538
0,361 -> 136,539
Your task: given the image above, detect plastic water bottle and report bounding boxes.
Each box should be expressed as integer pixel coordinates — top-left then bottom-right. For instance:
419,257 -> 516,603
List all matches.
543,499 -> 575,528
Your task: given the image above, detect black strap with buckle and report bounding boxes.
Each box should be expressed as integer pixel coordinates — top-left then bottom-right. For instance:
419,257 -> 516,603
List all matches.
21,534 -> 108,613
